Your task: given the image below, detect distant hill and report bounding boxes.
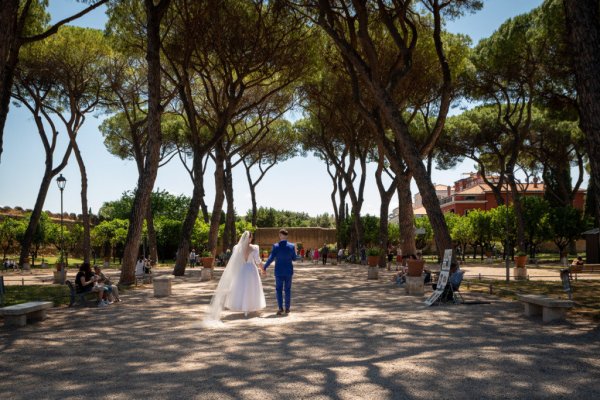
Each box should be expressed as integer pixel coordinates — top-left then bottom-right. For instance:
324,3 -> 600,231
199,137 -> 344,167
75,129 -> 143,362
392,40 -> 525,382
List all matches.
0,206 -> 80,223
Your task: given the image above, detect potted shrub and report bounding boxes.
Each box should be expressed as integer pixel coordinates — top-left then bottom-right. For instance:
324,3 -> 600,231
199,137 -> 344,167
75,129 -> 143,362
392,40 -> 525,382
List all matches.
366,247 -> 380,267
55,253 -> 66,272
515,251 -> 528,268
484,245 -> 492,259
201,250 -> 214,268
407,258 -> 425,277
513,251 -> 528,280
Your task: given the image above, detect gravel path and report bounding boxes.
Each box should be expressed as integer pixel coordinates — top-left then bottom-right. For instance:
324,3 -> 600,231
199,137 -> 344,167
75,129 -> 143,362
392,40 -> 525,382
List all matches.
1,262 -> 599,399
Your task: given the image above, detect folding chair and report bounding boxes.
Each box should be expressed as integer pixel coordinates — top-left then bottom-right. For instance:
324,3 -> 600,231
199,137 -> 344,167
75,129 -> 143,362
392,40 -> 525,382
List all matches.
437,270 -> 464,304
448,270 -> 465,304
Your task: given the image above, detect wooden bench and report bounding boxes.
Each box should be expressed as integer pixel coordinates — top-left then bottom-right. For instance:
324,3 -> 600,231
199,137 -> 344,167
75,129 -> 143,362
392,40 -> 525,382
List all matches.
582,264 -> 600,272
569,264 -> 600,281
0,301 -> 53,327
66,280 -> 98,307
517,294 -> 574,323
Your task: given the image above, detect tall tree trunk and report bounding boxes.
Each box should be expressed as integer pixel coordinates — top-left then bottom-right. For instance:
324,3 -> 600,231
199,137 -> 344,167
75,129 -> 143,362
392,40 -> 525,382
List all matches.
377,191 -> 392,267
563,0 -> 600,225
242,159 -> 259,227
146,208 -> 158,262
345,161 -> 366,251
0,0 -> 19,164
397,174 -> 416,256
316,4 -> 453,256
376,95 -> 452,256
71,142 -> 91,263
199,182 -> 210,223
223,157 -> 236,251
19,170 -> 54,266
507,174 -> 527,252
375,156 -> 398,268
250,183 -> 258,227
173,153 -> 205,276
119,0 -> 170,285
18,121 -> 72,266
207,144 -> 226,255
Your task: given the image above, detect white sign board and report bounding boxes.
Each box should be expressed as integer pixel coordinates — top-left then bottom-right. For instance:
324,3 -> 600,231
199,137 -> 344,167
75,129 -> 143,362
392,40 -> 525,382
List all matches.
424,249 -> 453,306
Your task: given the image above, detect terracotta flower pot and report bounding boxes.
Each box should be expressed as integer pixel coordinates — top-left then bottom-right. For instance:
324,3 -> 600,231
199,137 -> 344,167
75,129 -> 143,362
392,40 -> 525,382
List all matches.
202,257 -> 214,268
407,259 -> 425,277
367,255 -> 379,267
516,255 -> 527,268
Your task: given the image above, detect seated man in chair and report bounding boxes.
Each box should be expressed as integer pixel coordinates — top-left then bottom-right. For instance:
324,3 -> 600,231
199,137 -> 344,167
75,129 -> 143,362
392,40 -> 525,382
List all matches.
432,262 -> 464,302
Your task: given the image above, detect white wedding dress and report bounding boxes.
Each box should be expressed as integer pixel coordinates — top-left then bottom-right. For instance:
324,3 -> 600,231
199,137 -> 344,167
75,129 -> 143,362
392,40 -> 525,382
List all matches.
203,231 -> 266,326
224,244 -> 266,312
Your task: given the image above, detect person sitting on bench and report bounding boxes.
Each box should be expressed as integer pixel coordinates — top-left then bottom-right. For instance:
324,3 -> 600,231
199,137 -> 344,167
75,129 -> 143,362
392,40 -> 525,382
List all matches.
571,256 -> 584,266
94,265 -> 121,303
76,263 -> 108,307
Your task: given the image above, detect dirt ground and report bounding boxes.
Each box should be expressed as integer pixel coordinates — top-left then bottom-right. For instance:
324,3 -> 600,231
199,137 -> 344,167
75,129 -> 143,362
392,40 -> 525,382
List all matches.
1,261 -> 599,399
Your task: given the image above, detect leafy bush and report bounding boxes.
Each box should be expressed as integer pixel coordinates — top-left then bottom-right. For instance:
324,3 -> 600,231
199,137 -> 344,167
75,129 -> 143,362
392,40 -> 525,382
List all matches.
366,247 -> 381,256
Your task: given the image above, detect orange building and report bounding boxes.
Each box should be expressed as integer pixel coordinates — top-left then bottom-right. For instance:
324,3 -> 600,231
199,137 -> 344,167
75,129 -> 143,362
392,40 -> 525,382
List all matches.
436,173 -> 585,216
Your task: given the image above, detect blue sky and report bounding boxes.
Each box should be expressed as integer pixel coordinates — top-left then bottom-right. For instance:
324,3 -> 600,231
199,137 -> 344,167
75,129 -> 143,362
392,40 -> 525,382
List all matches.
0,0 -> 555,218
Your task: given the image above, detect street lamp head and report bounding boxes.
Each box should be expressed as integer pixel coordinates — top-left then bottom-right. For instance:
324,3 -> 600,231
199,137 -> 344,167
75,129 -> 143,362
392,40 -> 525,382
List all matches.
56,174 -> 67,190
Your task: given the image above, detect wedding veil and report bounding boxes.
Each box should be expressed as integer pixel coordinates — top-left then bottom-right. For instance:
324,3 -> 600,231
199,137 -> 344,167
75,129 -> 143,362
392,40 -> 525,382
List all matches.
203,231 -> 251,326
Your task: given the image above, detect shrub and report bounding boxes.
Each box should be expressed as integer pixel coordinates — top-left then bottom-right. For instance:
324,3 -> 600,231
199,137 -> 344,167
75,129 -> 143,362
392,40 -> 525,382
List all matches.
366,247 -> 381,256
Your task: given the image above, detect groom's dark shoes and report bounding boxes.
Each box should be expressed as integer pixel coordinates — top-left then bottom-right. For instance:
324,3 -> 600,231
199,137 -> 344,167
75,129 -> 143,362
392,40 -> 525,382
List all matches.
285,309 -> 290,314
276,309 -> 284,316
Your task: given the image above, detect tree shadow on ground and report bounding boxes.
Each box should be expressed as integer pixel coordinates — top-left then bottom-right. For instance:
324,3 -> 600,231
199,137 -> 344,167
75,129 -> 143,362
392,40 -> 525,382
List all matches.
1,263 -> 599,399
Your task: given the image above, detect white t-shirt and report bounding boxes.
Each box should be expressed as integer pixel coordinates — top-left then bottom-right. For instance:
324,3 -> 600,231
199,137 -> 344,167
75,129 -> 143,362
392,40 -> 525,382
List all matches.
135,260 -> 144,275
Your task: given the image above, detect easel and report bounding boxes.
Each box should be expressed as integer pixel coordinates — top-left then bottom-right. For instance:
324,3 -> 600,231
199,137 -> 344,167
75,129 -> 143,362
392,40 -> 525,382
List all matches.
424,249 -> 453,306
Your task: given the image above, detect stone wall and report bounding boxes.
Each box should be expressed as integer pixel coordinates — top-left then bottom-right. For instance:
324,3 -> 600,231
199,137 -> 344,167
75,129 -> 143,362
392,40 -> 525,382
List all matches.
253,227 -> 337,252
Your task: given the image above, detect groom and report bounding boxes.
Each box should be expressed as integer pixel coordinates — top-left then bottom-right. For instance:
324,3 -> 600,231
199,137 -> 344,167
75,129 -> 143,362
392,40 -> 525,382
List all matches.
263,229 -> 297,315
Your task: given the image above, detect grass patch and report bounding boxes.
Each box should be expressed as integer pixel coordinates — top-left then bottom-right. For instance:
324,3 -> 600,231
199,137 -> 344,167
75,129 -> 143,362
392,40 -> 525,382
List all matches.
1,285 -> 71,307
465,278 -> 600,320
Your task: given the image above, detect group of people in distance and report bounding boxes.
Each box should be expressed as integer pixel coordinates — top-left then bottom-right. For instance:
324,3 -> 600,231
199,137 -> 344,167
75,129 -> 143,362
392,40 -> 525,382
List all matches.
305,246 -> 326,264
2,258 -> 18,271
75,263 -> 121,307
135,256 -> 153,277
304,244 -> 347,265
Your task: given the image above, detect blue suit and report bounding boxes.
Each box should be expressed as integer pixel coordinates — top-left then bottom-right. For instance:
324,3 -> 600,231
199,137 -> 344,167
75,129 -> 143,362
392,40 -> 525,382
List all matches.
264,240 -> 297,310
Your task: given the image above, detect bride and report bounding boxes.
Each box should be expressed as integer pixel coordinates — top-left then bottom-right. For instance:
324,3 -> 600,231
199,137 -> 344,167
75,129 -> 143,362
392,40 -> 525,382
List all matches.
203,231 -> 266,325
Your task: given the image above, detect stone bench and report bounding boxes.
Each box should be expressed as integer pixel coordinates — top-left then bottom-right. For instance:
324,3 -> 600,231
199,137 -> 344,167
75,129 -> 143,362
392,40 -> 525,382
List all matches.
517,294 -> 574,323
66,280 -> 98,307
153,275 -> 174,297
0,301 -> 53,327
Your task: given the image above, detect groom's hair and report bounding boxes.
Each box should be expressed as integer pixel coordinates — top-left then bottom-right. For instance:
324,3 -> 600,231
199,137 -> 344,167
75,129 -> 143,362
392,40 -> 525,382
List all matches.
279,229 -> 288,236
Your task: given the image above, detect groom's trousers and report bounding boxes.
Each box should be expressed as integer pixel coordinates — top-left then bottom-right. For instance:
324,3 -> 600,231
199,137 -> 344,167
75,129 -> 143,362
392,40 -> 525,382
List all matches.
275,275 -> 292,310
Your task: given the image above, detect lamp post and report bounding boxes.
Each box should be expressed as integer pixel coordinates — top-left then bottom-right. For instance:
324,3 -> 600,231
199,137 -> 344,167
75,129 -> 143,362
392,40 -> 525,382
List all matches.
56,174 -> 67,271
